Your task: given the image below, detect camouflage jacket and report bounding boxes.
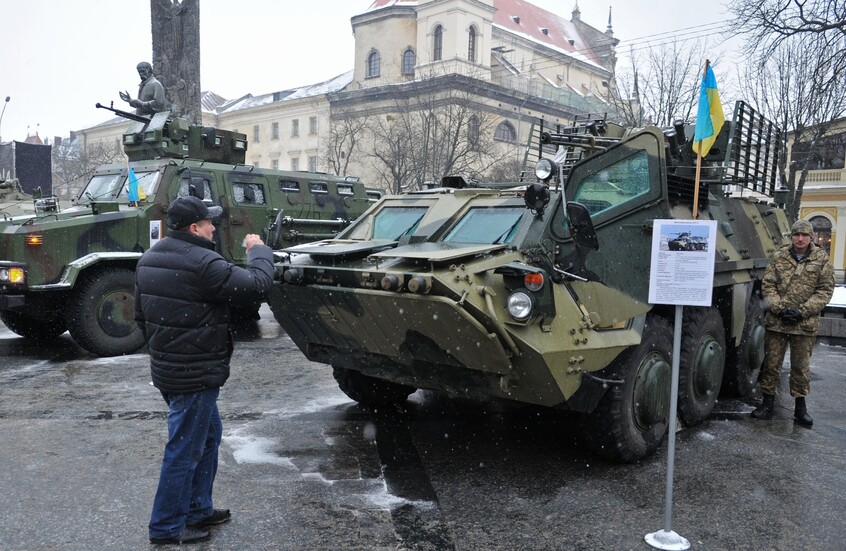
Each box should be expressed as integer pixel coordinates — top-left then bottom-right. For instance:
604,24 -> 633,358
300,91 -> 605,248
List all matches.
762,242 -> 835,335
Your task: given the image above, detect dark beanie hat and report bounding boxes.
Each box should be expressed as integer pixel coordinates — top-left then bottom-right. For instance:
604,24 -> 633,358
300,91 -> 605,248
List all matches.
166,196 -> 223,229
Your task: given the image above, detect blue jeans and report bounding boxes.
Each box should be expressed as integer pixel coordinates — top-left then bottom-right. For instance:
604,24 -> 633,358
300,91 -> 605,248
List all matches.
149,388 -> 222,539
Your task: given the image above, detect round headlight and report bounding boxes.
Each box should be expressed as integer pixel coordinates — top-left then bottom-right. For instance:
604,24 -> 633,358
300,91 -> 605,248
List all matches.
507,291 -> 534,321
534,158 -> 555,181
0,268 -> 8,282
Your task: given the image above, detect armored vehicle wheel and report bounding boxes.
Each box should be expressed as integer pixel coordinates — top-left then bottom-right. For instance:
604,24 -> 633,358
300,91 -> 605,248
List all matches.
678,307 -> 725,426
332,366 -> 415,406
581,315 -> 672,463
65,267 -> 145,357
0,310 -> 67,341
724,293 -> 765,397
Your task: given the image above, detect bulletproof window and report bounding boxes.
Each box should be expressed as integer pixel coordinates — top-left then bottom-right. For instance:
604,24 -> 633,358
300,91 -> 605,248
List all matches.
494,121 -> 516,142
433,25 -> 443,61
310,182 -> 329,194
178,176 -> 213,203
279,180 -> 301,192
443,207 -> 525,245
402,49 -> 416,75
232,182 -> 266,205
373,207 -> 427,240
571,149 -> 650,215
367,50 -> 381,78
337,183 -> 355,195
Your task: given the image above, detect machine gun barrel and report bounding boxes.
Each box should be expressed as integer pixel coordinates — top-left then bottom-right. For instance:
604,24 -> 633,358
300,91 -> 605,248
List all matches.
540,131 -> 620,149
95,102 -> 151,124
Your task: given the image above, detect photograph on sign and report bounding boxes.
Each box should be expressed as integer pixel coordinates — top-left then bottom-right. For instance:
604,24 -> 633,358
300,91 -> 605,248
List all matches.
648,219 -> 718,306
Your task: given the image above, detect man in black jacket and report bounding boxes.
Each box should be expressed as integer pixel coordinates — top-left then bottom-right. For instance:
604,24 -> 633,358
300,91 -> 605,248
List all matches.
135,196 -> 274,545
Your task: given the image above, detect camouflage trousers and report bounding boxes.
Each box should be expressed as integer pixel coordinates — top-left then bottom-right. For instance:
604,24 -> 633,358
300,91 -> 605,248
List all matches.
760,330 -> 815,397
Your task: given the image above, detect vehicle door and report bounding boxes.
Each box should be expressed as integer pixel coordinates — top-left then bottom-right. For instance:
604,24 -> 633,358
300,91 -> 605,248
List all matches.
223,173 -> 272,264
551,129 -> 669,304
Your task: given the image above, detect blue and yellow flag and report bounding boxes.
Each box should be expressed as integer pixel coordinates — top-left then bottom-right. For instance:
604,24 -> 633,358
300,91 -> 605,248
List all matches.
127,167 -> 146,203
127,168 -> 139,203
691,64 -> 725,157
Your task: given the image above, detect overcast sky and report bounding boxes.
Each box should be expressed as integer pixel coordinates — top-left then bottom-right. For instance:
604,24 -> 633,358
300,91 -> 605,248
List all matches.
0,0 -> 739,143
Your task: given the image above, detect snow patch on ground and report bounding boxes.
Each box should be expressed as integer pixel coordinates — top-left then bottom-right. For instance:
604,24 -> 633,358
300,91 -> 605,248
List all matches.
224,427 -> 297,469
266,393 -> 352,419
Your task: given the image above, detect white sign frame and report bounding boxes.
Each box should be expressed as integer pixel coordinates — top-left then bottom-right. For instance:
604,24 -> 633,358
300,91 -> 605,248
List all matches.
648,219 -> 718,307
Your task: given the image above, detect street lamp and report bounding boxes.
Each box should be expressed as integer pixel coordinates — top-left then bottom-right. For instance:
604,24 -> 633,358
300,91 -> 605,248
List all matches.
0,96 -> 10,143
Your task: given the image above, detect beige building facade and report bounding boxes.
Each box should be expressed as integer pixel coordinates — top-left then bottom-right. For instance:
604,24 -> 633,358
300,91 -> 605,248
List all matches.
72,0 -> 618,192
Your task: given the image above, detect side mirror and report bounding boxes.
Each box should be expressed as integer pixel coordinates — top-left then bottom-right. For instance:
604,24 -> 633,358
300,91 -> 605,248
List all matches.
267,209 -> 285,249
566,201 -> 599,251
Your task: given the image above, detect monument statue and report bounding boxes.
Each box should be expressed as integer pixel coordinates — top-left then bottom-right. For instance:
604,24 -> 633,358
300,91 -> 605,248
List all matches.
119,62 -> 168,117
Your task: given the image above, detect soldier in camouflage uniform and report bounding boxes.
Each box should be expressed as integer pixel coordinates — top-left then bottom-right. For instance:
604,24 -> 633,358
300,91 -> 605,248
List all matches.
752,219 -> 834,426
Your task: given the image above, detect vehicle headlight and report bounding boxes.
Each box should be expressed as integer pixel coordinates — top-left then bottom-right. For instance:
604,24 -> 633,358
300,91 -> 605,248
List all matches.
507,291 -> 534,321
534,158 -> 556,181
0,267 -> 25,284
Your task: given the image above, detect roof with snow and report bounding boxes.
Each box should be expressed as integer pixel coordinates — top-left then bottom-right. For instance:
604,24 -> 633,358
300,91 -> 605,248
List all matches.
367,0 -> 606,67
216,71 -> 354,114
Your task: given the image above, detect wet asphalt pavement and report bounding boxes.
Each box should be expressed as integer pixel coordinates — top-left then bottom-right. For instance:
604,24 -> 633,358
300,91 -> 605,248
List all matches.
0,307 -> 845,551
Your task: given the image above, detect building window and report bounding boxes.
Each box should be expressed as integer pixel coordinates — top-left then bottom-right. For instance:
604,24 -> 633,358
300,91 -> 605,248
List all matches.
468,115 -> 480,150
271,159 -> 279,170
291,157 -> 300,171
253,125 -> 260,143
433,25 -> 443,61
810,215 -> 833,254
271,122 -> 279,140
291,119 -> 299,137
494,121 -> 517,142
309,116 -> 318,135
792,132 -> 846,170
367,50 -> 381,78
402,49 -> 416,75
468,26 -> 477,62
308,156 -> 318,172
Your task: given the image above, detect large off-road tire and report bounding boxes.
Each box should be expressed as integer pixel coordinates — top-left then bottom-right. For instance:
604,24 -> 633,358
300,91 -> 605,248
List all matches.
678,307 -> 726,426
580,315 -> 673,463
724,292 -> 765,397
332,366 -> 415,407
65,267 -> 145,357
0,310 -> 67,341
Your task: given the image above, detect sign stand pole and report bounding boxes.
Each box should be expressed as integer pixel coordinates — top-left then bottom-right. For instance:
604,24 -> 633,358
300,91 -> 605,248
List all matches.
645,304 -> 691,550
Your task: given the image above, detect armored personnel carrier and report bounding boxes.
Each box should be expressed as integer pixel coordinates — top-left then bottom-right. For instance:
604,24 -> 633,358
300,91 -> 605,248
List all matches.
0,105 -> 379,357
0,178 -> 37,217
267,101 -> 788,462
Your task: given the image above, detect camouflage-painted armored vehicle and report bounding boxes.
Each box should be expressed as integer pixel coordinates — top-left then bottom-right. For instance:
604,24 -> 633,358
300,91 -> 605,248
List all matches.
267,101 -> 788,462
0,106 -> 379,357
0,178 -> 37,218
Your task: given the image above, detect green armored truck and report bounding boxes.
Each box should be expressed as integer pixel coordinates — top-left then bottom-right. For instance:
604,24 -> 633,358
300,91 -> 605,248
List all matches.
267,101 -> 789,462
0,106 -> 379,357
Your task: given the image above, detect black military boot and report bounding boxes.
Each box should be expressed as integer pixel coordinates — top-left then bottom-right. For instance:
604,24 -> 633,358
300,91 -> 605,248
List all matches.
751,394 -> 775,420
794,397 -> 813,427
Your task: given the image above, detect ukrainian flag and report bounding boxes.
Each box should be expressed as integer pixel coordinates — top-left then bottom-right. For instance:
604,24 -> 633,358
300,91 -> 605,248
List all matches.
127,167 -> 146,203
691,64 -> 725,157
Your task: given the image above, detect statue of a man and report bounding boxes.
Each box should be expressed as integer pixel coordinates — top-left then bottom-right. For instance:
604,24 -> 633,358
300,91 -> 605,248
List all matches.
119,62 -> 167,116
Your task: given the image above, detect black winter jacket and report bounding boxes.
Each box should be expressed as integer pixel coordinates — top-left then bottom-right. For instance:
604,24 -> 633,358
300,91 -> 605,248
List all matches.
134,230 -> 274,393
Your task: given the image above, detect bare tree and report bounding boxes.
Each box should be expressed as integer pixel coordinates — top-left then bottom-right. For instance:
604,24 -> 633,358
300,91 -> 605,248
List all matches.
322,115 -> 367,176
609,39 -> 717,127
741,33 -> 846,220
365,74 -> 500,192
52,138 -> 123,200
729,0 -> 845,75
